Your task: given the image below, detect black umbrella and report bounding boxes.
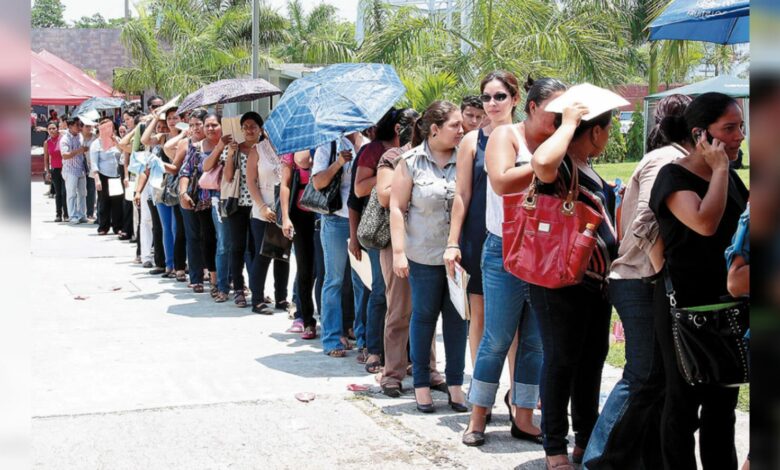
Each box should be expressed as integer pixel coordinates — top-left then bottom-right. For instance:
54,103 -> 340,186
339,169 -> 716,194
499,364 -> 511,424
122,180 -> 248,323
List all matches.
177,78 -> 282,114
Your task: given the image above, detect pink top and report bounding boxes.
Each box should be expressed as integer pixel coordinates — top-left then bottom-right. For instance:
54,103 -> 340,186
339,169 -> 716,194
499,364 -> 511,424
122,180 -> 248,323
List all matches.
47,135 -> 63,169
280,153 -> 311,211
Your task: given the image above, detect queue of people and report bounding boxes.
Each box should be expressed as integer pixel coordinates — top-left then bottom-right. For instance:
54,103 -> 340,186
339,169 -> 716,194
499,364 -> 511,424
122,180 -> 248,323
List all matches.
41,71 -> 748,470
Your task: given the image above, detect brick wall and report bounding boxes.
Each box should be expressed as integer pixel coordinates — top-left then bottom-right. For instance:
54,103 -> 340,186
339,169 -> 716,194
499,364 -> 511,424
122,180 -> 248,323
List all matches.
31,28 -> 130,86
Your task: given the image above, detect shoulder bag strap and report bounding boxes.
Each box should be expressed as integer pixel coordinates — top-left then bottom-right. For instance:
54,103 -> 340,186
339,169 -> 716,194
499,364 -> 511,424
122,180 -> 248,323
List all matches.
663,265 -> 678,308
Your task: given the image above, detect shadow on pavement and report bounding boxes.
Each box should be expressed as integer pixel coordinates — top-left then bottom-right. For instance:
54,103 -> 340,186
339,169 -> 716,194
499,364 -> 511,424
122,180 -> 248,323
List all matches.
255,349 -> 371,378
166,297 -> 258,318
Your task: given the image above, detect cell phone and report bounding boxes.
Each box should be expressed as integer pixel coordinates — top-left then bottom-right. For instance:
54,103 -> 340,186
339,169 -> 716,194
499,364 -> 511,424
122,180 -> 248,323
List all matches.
692,129 -> 713,144
175,122 -> 189,131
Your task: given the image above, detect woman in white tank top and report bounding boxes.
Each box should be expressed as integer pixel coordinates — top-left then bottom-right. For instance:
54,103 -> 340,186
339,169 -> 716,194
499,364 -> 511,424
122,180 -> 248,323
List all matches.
462,77 -> 567,449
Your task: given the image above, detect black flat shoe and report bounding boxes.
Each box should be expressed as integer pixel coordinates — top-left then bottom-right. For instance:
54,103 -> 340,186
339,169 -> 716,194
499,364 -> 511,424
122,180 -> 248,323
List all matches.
416,401 -> 435,413
504,389 -> 513,423
485,412 -> 492,425
449,399 -> 469,413
462,429 -> 485,447
511,423 -> 544,444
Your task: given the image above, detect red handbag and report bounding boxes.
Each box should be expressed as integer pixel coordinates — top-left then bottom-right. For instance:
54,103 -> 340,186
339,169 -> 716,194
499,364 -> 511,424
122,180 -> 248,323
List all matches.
502,168 -> 603,289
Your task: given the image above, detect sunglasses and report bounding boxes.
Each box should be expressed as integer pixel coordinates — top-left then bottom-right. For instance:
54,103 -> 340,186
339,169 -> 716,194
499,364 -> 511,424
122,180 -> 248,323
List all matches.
479,92 -> 509,103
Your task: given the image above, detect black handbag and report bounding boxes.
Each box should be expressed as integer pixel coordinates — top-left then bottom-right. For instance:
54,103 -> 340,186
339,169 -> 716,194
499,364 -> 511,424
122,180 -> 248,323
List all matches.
273,167 -> 301,228
260,222 -> 292,262
663,271 -> 750,387
161,172 -> 180,207
357,187 -> 390,249
299,141 -> 342,215
219,149 -> 241,218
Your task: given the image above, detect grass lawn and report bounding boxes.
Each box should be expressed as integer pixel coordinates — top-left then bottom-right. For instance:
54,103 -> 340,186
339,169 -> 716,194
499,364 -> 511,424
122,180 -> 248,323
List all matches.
607,312 -> 749,412
593,161 -> 749,188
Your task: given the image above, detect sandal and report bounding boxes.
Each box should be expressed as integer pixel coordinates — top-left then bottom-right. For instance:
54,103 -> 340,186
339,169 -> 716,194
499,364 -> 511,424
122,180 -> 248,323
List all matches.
355,348 -> 368,364
193,284 -> 204,293
176,271 -> 187,282
340,337 -> 354,351
365,355 -> 383,374
214,292 -> 229,303
381,383 -> 403,398
235,292 -> 247,308
327,349 -> 346,358
210,285 -> 219,298
301,326 -> 317,340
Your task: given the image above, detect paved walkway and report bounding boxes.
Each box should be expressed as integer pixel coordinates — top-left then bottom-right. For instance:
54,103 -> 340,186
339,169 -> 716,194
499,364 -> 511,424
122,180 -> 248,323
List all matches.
30,182 -> 748,469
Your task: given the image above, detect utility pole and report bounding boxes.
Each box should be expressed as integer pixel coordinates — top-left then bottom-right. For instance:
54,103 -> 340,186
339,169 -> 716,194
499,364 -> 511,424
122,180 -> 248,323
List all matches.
251,0 -> 259,111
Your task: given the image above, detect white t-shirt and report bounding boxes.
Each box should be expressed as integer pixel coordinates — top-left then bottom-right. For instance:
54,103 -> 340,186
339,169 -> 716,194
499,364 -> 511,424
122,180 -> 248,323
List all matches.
251,138 -> 281,220
311,136 -> 355,219
485,124 -> 532,237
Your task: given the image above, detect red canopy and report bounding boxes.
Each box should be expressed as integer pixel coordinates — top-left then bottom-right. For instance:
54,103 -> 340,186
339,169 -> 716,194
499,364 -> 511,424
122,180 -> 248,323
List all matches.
31,52 -> 90,105
37,49 -> 115,97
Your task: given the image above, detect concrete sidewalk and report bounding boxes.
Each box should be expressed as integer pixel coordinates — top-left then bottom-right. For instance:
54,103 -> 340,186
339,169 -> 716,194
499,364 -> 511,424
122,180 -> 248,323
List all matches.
30,182 -> 748,469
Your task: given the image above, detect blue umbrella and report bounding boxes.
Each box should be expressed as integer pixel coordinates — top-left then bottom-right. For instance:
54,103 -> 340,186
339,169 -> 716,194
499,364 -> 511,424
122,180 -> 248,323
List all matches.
265,63 -> 406,154
648,0 -> 749,45
73,97 -> 127,116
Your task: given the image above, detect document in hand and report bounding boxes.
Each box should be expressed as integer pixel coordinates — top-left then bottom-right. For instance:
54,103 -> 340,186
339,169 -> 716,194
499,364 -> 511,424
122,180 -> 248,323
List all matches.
447,263 -> 471,321
107,178 -> 124,197
221,116 -> 246,144
347,240 -> 372,290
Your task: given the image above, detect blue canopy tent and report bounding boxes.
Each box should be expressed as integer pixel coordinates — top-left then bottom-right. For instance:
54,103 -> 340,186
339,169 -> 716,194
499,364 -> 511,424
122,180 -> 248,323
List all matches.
649,0 -> 749,45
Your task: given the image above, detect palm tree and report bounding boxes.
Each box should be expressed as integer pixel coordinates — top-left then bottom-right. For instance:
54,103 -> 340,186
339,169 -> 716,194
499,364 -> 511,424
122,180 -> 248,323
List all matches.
358,0 -> 634,96
114,0 -> 288,97
279,0 -> 357,64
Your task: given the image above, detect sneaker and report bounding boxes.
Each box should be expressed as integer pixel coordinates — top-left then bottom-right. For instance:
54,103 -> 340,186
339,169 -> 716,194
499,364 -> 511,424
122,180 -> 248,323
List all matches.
301,326 -> 317,340
287,319 -> 304,333
54,217 -> 62,222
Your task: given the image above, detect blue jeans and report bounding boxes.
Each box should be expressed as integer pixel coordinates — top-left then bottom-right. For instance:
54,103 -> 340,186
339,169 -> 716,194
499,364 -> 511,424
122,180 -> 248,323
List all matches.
211,204 -> 230,294
351,268 -> 369,350
366,248 -> 387,356
583,279 -> 664,470
63,172 -> 86,222
468,233 -> 543,409
180,208 -> 204,284
156,203 -> 176,270
408,260 -> 468,388
319,215 -> 350,353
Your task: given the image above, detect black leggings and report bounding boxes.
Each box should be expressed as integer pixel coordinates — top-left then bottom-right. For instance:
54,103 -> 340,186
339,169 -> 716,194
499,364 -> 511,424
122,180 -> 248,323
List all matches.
97,173 -> 123,233
291,208 -> 316,327
172,205 -> 187,271
51,168 -> 67,219
196,208 -> 217,272
149,199 -> 165,268
227,206 -> 253,291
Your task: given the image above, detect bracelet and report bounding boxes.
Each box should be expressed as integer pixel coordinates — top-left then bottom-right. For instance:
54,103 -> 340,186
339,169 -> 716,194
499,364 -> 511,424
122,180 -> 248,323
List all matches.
446,245 -> 460,250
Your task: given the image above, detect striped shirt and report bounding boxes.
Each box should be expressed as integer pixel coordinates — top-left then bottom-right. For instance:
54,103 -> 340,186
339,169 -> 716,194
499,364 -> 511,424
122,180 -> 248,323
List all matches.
60,132 -> 86,177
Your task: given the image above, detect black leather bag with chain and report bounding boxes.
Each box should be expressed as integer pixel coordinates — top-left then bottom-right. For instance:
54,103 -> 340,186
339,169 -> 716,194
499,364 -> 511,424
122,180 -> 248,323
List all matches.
663,271 -> 750,387
299,141 -> 342,215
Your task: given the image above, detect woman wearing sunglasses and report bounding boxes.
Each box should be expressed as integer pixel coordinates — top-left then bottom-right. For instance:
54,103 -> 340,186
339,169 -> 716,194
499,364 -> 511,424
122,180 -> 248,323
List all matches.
461,77 -> 567,448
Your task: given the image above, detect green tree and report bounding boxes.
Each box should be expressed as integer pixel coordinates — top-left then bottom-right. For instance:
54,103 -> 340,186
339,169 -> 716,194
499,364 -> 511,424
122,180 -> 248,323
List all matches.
114,0 -> 288,97
625,103 -> 645,161
357,0 -> 634,103
72,13 -> 109,28
600,116 -> 627,163
31,0 -> 66,28
279,0 -> 356,64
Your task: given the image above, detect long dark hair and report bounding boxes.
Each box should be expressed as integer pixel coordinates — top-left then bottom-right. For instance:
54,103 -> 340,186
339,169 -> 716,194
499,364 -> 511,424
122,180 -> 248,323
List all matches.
397,108 -> 419,147
683,92 -> 739,143
648,94 -> 693,152
524,76 -> 566,114
412,101 -> 459,147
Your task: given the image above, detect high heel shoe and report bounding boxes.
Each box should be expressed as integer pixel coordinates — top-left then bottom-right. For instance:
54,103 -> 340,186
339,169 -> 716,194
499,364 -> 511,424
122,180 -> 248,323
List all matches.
447,390 -> 469,412
505,390 -> 543,444
416,401 -> 435,413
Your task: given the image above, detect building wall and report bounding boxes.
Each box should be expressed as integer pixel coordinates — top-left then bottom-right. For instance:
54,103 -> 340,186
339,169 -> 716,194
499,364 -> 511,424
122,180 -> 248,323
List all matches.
31,28 -> 129,85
